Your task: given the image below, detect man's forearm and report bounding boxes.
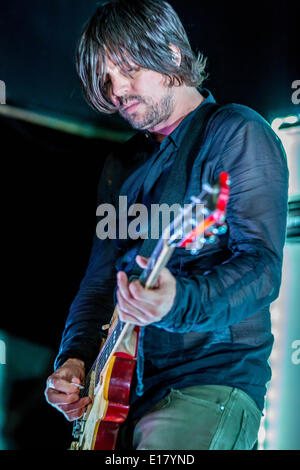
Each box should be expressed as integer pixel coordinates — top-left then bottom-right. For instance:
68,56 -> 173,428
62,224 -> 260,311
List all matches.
154,243 -> 282,333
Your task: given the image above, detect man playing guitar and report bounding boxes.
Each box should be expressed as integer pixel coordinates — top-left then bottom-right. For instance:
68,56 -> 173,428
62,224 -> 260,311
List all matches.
45,0 -> 288,450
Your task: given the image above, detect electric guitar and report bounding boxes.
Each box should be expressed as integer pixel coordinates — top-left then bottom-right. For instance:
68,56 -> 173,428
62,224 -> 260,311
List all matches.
70,171 -> 230,450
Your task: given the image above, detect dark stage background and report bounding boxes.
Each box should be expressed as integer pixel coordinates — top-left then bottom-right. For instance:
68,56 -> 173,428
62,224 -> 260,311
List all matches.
0,0 -> 299,450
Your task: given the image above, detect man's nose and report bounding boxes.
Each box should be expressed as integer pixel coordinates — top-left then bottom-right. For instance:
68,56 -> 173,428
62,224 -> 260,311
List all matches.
110,75 -> 131,106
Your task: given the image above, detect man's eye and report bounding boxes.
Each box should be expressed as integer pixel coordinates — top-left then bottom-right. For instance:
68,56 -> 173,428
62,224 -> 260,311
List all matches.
129,67 -> 140,75
124,66 -> 140,78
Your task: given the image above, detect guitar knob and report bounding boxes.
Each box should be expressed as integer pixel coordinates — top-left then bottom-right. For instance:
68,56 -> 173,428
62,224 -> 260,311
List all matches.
217,224 -> 228,235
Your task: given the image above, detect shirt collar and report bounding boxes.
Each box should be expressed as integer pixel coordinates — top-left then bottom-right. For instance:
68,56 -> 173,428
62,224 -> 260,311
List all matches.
143,88 -> 216,149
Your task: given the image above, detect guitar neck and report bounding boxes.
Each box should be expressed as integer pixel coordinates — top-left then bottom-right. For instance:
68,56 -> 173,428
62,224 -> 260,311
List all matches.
139,239 -> 175,288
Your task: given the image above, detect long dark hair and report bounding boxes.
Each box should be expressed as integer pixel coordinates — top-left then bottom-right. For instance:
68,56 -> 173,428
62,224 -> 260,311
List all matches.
76,0 -> 208,114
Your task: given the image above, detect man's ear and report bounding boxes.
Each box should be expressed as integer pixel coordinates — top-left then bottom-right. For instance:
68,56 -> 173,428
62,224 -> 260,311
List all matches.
169,43 -> 181,67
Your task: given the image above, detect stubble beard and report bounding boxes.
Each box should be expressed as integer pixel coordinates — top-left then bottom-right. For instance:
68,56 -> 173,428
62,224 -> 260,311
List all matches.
119,90 -> 175,131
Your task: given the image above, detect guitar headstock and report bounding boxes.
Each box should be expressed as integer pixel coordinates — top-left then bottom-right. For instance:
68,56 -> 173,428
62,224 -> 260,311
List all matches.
164,171 -> 230,253
138,172 -> 230,288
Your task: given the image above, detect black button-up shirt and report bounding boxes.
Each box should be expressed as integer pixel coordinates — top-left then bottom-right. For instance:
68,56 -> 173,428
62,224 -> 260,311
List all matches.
55,89 -> 289,419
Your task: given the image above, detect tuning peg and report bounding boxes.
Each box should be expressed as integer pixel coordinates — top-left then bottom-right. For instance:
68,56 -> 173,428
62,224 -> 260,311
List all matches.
217,224 -> 228,235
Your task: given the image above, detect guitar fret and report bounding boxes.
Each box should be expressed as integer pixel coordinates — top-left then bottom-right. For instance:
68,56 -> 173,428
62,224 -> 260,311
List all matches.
94,319 -> 125,387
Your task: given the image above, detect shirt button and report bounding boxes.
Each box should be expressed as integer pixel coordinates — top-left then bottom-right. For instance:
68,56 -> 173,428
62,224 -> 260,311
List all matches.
220,405 -> 225,411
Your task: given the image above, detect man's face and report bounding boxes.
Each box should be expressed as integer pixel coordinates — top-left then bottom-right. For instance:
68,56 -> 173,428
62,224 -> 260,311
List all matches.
102,56 -> 176,131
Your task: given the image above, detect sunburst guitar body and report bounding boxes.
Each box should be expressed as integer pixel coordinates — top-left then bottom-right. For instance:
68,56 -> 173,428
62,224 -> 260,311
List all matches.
70,323 -> 140,450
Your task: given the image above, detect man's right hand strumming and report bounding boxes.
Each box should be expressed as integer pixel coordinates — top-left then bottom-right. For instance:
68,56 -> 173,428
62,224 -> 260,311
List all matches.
44,358 -> 91,422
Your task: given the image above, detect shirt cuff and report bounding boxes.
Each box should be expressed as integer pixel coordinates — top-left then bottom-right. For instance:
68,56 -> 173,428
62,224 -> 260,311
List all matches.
153,276 -> 185,332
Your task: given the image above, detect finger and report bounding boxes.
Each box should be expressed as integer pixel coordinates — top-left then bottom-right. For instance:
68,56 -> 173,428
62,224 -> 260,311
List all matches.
117,271 -> 134,302
116,290 -> 140,324
128,278 -> 161,304
116,293 -> 155,326
46,388 -> 80,406
116,289 -> 136,315
135,255 -> 149,267
64,407 -> 88,422
130,265 -> 174,301
71,376 -> 82,386
60,396 -> 91,413
117,303 -> 148,326
117,269 -> 157,306
117,288 -> 154,319
47,376 -> 82,395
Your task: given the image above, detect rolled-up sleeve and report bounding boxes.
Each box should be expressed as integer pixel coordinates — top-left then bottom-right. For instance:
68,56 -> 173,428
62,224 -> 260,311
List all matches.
155,115 -> 289,333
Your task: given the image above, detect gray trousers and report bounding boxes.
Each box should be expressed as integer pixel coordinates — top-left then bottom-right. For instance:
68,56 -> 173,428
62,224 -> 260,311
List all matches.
117,385 -> 262,450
